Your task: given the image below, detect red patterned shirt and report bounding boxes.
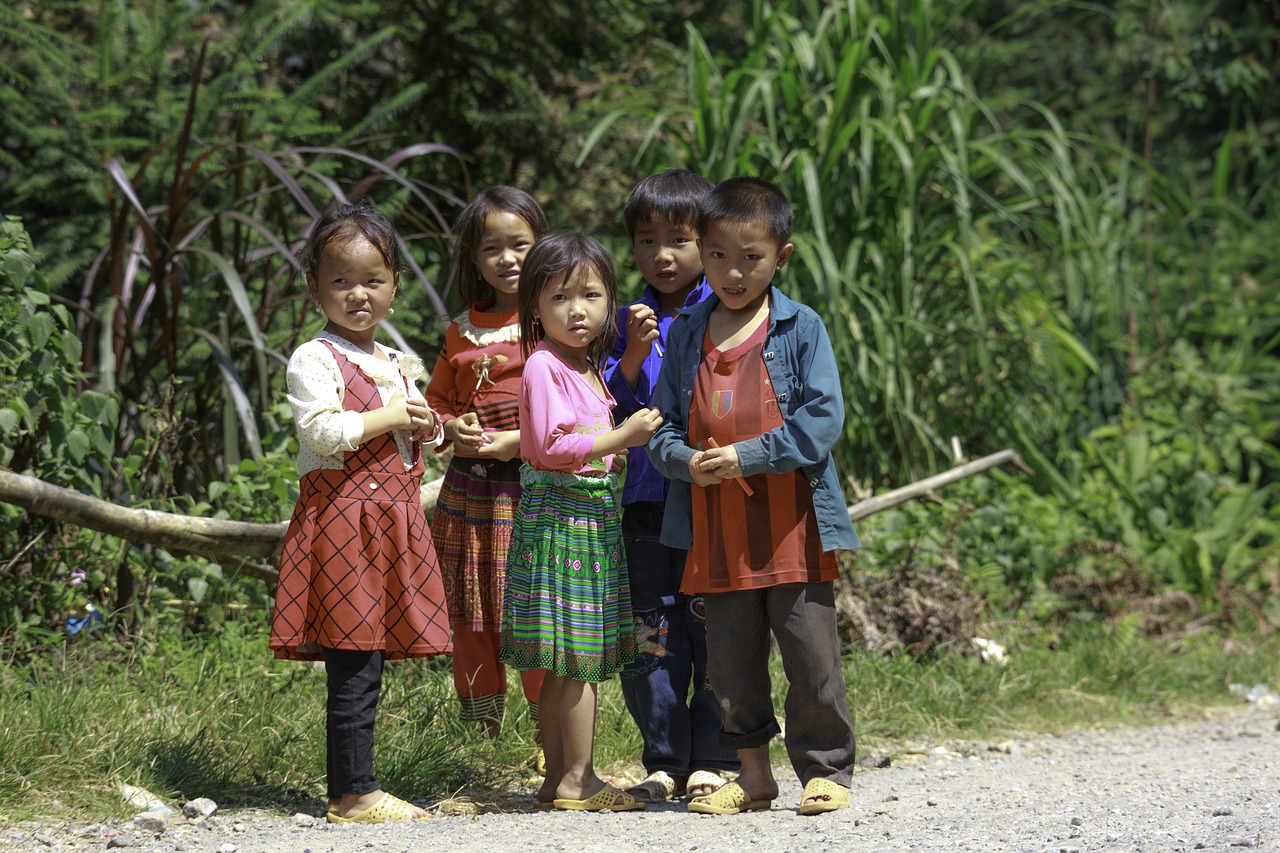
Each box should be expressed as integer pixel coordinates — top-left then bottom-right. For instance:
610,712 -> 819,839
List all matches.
684,317 -> 836,593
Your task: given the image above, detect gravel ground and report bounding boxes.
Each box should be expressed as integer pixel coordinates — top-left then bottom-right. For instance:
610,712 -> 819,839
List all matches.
4,706 -> 1276,853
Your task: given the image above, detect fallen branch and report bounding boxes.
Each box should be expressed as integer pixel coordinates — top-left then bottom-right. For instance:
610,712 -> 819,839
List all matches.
848,449 -> 1021,521
0,469 -> 443,561
0,449 -> 1019,579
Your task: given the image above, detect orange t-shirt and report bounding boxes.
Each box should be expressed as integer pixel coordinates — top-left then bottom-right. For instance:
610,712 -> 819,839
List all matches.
684,318 -> 836,593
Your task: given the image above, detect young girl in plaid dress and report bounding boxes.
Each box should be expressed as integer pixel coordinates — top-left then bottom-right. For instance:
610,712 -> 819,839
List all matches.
271,198 -> 450,823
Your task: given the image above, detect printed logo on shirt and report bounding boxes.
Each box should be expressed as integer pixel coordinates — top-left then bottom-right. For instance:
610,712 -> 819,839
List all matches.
711,390 -> 733,419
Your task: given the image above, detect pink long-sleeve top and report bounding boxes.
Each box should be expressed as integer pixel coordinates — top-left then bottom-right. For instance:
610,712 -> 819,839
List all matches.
518,343 -> 616,475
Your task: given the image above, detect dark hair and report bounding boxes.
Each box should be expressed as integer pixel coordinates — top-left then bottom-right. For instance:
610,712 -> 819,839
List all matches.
697,176 -> 793,248
517,232 -> 619,366
623,168 -> 714,239
300,198 -> 403,294
448,186 -> 549,308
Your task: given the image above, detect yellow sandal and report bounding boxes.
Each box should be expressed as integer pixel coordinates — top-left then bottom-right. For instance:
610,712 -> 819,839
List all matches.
799,778 -> 850,815
326,792 -> 426,823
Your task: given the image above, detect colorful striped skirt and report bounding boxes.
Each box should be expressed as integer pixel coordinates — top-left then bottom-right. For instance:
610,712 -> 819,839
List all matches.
431,456 -> 521,632
500,465 -> 636,683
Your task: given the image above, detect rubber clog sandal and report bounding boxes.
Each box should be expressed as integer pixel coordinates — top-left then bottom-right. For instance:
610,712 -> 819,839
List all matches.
687,781 -> 772,815
326,792 -> 426,823
798,778 -> 850,815
626,770 -> 677,803
552,784 -> 646,812
686,769 -> 726,799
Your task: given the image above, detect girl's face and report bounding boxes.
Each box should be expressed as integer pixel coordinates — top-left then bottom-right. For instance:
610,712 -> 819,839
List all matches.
308,236 -> 398,351
474,209 -> 536,311
534,265 -> 609,364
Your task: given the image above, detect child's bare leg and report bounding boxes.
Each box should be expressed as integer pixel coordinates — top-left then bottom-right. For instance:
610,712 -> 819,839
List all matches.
554,678 -> 603,800
536,674 -> 565,803
732,745 -> 779,802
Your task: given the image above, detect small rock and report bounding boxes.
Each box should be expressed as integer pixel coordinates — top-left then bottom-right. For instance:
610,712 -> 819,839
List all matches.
106,835 -> 134,849
233,821 -> 247,832
31,830 -> 56,847
216,844 -> 238,853
292,813 -> 317,827
132,812 -> 168,833
1213,807 -> 1234,816
1070,817 -> 1084,826
183,797 -> 218,819
856,753 -> 892,769
926,800 -> 938,807
1228,836 -> 1259,848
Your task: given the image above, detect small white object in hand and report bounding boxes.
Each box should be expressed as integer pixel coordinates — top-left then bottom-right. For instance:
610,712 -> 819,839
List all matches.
398,354 -> 425,382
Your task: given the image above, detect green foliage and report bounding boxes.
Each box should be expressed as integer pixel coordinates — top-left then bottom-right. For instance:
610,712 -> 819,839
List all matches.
0,217 -> 122,645
859,333 -> 1279,623
582,0 -> 1127,487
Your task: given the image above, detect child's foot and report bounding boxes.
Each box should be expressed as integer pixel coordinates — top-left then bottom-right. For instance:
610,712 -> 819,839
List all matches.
327,790 -> 428,822
686,770 -> 726,798
798,778 -> 850,815
552,783 -> 645,812
687,781 -> 773,815
625,770 -> 677,803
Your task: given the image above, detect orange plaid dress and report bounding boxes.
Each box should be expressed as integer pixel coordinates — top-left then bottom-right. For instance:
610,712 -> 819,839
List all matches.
271,341 -> 452,660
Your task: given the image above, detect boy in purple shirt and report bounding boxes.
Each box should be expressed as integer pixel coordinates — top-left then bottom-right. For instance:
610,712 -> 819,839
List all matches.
604,169 -> 741,803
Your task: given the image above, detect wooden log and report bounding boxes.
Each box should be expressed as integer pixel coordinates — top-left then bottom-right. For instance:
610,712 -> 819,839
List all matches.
0,469 -> 443,561
0,449 -> 1020,580
848,449 -> 1021,521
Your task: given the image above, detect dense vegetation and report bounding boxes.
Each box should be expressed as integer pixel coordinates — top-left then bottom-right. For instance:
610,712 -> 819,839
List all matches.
1,0 -> 1277,648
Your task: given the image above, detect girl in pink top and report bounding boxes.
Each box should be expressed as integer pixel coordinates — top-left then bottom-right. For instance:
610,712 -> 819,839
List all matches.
500,233 -> 663,812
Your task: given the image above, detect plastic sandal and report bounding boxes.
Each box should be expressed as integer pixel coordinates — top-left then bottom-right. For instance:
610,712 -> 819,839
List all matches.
326,792 -> 425,823
799,777 -> 850,815
626,771 -> 677,803
686,770 -> 726,798
552,784 -> 646,812
687,781 -> 772,815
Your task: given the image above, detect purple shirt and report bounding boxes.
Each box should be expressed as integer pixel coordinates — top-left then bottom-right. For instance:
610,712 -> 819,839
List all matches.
603,279 -> 713,504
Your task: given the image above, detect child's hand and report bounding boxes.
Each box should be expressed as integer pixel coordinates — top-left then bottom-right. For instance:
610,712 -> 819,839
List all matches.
620,407 -> 663,445
610,448 -> 628,475
472,429 -> 520,462
687,450 -> 724,486
445,412 -> 487,454
405,397 -> 436,439
697,445 -> 743,480
625,304 -> 660,355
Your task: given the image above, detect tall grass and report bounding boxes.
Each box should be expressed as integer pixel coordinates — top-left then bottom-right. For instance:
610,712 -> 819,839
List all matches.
581,0 -> 1136,489
3,623 -> 1276,820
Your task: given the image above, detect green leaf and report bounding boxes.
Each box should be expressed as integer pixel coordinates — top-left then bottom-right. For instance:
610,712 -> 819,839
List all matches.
65,428 -> 91,462
187,578 -> 209,604
25,312 -> 56,349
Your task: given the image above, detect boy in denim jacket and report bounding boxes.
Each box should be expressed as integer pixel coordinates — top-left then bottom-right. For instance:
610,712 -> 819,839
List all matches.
647,176 -> 861,816
604,169 -> 740,803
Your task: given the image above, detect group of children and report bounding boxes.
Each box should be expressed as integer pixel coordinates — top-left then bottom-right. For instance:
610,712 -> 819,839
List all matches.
269,170 -> 861,821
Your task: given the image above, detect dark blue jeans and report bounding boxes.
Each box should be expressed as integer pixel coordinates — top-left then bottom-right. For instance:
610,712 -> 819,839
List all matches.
619,503 -> 739,777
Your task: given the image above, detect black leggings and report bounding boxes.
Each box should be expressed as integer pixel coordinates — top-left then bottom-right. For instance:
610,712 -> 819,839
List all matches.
323,647 -> 383,798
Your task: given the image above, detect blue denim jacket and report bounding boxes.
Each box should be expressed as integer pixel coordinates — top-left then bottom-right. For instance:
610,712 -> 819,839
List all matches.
646,285 -> 861,553
603,279 -> 713,505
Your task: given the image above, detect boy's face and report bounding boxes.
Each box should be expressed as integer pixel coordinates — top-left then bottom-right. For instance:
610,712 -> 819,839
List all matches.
631,216 -> 703,297
699,220 -> 793,314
